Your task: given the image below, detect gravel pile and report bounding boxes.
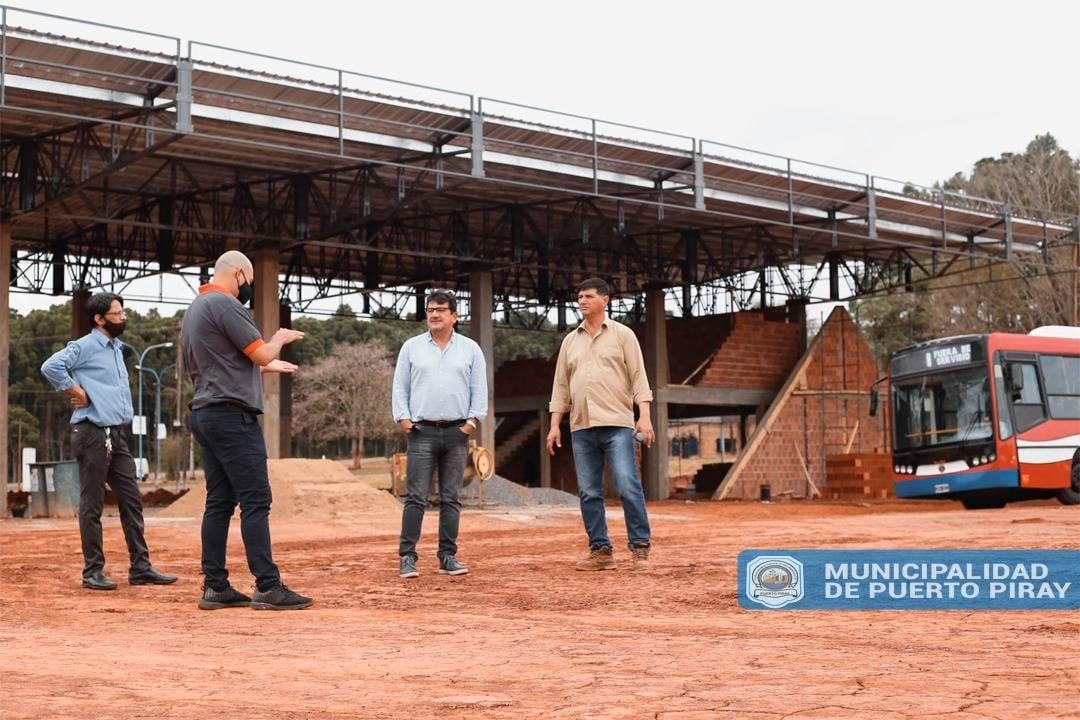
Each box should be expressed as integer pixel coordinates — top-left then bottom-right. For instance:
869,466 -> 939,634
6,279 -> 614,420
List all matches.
461,475 -> 580,507
530,487 -> 579,506
463,474 -> 536,506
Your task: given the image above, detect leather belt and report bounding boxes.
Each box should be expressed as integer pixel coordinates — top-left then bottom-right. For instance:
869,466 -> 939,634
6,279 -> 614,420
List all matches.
416,419 -> 465,428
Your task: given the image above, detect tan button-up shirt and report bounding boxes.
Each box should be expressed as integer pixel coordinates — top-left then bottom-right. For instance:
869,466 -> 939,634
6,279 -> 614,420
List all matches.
549,317 -> 653,431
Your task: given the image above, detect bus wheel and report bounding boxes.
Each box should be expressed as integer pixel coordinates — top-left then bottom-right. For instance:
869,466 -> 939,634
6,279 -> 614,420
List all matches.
960,495 -> 1007,510
1056,465 -> 1080,506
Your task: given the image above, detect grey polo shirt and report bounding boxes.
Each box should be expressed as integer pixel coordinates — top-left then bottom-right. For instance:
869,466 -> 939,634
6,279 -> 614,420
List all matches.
181,285 -> 265,413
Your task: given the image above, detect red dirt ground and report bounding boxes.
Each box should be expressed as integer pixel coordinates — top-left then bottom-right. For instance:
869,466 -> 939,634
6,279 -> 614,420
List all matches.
2,495 -> 1079,719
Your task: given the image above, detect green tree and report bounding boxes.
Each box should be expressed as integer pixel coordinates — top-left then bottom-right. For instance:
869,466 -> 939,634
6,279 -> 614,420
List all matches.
854,134 -> 1080,358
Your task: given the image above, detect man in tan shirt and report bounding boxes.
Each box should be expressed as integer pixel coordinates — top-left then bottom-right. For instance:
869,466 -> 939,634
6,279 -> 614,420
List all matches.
546,277 -> 655,570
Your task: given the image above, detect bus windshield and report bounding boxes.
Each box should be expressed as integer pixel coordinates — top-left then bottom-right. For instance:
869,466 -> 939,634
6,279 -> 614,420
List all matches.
892,366 -> 993,451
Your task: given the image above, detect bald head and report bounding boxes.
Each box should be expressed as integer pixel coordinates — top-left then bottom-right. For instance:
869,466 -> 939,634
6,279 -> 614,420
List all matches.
209,250 -> 255,300
214,250 -> 253,276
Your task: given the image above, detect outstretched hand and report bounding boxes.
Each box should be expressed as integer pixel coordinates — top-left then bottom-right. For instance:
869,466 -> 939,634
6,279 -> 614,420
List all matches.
271,328 -> 305,346
261,359 -> 298,374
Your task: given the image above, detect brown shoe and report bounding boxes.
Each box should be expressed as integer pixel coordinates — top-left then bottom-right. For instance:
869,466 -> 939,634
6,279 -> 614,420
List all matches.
631,545 -> 652,571
575,547 -> 617,571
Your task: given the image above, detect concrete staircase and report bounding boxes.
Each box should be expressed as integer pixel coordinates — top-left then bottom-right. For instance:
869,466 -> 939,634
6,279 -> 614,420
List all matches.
496,418 -> 540,467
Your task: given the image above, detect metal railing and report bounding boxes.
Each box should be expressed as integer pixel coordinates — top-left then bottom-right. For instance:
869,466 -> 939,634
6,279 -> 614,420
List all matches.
1,3 -> 1073,243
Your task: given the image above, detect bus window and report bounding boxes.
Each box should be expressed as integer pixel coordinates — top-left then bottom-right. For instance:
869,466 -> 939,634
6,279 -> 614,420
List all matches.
1038,355 -> 1080,419
892,367 -> 991,451
1009,363 -> 1046,432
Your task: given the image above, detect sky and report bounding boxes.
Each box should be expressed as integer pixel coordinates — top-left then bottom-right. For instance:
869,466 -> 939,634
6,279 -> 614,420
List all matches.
10,0 -> 1077,314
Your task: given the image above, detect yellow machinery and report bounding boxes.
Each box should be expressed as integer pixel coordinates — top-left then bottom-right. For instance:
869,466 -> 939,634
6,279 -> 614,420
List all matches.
391,445 -> 495,502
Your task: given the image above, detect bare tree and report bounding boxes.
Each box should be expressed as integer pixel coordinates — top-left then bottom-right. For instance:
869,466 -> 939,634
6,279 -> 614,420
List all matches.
293,341 -> 396,468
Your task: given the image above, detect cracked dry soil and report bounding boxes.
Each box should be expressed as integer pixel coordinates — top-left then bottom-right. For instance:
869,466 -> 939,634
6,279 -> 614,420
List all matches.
2,498 -> 1078,719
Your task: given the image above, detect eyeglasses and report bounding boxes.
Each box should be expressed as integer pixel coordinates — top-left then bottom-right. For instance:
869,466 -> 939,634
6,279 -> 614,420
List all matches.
104,310 -> 127,318
425,307 -> 452,315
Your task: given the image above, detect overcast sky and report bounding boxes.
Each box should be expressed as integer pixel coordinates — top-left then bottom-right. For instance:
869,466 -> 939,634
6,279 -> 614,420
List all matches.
11,0 -> 1077,314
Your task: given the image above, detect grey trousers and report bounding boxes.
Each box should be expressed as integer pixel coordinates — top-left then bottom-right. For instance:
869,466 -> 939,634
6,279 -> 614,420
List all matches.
398,423 -> 470,560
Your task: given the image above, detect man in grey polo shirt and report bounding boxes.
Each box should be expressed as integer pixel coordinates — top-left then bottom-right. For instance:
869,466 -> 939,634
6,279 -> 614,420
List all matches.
392,289 -> 487,579
181,250 -> 311,611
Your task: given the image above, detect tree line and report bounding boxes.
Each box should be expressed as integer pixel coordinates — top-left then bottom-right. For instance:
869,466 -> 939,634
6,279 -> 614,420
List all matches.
854,133 -> 1080,359
7,302 -> 560,479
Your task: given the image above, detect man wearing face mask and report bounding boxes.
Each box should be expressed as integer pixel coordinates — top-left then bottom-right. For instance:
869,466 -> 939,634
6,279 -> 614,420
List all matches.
181,250 -> 311,611
41,292 -> 178,590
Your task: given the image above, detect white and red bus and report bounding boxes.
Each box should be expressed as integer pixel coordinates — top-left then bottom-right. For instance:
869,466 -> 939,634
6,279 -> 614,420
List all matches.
876,327 -> 1080,509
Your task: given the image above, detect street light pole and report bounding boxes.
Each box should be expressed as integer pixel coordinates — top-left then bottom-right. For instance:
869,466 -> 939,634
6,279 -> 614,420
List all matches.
154,364 -> 175,486
136,342 -> 173,474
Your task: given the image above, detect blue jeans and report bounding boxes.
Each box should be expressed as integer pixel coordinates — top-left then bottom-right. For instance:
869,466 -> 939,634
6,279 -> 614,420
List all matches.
399,423 -> 470,560
571,426 -> 651,550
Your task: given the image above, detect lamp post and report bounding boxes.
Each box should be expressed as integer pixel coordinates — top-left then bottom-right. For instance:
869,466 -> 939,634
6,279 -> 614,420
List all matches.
135,361 -> 175,485
135,342 -> 172,474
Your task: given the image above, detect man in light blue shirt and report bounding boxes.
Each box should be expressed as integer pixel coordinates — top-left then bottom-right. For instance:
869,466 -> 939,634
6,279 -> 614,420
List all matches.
392,289 -> 487,578
41,292 -> 176,591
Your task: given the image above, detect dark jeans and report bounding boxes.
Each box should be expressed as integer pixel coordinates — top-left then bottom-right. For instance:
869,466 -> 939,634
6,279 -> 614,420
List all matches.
399,423 -> 470,560
571,426 -> 651,551
72,422 -> 151,577
190,404 -> 280,592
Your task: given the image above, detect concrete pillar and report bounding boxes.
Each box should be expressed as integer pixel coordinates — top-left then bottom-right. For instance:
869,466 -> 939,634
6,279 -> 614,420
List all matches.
539,407 -> 551,489
469,271 -> 495,460
643,287 -> 670,500
0,220 -> 9,486
279,301 -> 292,457
252,249 -> 281,458
71,288 -> 92,339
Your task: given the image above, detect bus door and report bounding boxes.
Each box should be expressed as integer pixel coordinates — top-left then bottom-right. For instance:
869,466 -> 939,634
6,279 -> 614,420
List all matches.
1004,354 -> 1065,489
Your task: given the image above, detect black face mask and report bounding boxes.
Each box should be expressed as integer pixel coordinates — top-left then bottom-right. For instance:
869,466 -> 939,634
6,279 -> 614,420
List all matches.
237,280 -> 254,307
103,320 -> 126,338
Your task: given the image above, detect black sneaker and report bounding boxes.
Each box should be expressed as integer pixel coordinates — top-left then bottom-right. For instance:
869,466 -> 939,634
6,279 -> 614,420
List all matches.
198,585 -> 252,610
250,584 -> 313,611
400,555 -> 420,579
438,555 -> 469,576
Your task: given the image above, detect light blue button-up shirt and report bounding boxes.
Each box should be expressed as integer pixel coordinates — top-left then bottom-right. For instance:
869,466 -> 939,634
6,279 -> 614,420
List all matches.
392,331 -> 488,423
40,329 -> 135,427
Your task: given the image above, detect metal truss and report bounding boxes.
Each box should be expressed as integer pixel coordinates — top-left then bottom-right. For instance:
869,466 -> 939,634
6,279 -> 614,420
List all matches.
2,8 -> 1077,327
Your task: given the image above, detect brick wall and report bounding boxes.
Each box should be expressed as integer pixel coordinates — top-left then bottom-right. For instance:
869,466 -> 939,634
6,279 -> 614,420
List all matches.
495,357 -> 556,398
721,306 -> 888,500
697,308 -> 805,392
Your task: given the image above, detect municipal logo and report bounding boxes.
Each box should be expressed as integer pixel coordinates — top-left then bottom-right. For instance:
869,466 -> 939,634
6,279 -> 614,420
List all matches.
745,555 -> 804,608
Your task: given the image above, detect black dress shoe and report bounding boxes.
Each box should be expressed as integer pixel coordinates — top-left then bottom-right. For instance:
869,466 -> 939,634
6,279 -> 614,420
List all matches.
82,571 -> 118,591
128,567 -> 178,585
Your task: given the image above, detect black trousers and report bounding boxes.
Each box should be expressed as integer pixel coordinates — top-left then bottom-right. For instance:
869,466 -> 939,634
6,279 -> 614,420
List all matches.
71,422 -> 151,578
190,403 -> 280,592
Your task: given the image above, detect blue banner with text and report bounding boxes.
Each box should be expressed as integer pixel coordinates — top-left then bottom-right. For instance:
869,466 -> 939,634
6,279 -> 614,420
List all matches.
738,550 -> 1080,610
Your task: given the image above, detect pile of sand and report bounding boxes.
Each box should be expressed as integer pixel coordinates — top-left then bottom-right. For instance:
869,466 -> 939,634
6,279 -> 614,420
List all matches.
159,459 -> 402,526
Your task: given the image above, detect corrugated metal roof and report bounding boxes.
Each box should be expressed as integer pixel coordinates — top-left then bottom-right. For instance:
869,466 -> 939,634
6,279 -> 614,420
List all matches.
1,21 -> 1071,295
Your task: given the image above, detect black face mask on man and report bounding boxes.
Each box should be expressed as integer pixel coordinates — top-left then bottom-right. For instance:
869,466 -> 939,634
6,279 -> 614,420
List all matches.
237,275 -> 254,306
102,319 -> 126,338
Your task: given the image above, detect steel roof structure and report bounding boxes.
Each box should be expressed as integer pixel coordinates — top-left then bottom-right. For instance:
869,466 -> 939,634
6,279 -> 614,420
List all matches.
1,6 -> 1074,323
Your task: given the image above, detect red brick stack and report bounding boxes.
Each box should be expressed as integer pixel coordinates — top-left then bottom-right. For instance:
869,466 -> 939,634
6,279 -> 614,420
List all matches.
825,453 -> 894,500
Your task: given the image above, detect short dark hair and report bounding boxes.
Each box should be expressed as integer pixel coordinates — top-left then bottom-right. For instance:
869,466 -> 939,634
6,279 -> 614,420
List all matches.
425,289 -> 457,313
87,292 -> 124,324
578,277 -> 611,296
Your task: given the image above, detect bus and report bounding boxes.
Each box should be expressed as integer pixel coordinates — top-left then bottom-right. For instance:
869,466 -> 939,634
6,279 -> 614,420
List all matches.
873,327 -> 1080,510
